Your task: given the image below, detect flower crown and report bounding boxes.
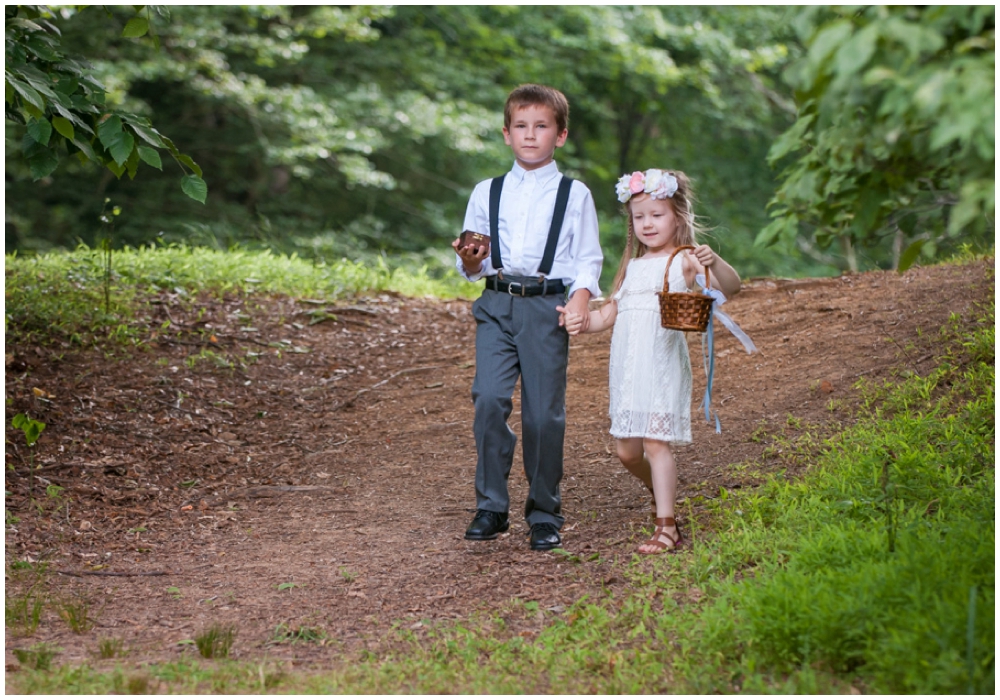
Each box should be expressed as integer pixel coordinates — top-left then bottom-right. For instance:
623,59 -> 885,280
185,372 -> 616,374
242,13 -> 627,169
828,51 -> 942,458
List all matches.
615,169 -> 679,203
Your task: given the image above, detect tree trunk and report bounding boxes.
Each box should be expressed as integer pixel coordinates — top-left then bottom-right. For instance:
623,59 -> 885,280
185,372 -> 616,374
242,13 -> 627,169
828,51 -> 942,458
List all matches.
839,234 -> 858,272
891,227 -> 904,270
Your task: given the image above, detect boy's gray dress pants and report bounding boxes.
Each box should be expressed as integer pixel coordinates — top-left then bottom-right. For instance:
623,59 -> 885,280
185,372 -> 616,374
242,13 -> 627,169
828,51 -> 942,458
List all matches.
471,287 -> 568,528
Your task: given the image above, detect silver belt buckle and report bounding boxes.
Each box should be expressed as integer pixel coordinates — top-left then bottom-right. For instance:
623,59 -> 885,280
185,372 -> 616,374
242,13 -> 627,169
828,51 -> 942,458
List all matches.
508,281 -> 523,296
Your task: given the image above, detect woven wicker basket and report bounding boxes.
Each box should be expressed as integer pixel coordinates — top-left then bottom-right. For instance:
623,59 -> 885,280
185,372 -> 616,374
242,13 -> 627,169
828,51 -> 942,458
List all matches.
658,245 -> 713,332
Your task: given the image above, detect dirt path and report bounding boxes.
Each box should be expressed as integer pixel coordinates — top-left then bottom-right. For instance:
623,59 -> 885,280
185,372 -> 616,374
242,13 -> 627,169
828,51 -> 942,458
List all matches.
4,260 -> 994,669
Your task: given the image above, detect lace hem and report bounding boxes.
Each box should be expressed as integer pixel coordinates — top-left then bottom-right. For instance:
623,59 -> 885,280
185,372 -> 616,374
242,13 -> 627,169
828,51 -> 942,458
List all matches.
610,408 -> 692,444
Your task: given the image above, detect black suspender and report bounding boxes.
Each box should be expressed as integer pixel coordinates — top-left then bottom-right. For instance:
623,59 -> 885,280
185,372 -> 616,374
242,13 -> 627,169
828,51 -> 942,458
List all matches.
489,176 -> 504,272
542,176 -> 573,276
488,174 -> 574,277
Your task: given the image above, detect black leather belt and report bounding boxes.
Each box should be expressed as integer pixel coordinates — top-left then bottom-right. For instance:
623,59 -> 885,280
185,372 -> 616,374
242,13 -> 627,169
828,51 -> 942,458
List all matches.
485,276 -> 566,297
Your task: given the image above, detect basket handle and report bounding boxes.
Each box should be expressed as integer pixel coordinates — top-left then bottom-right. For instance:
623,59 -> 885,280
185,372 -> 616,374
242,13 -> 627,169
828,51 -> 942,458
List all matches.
662,245 -> 710,292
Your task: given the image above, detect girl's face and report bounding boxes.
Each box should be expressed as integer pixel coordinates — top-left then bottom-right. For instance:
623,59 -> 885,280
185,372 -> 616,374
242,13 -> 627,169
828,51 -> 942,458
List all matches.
630,194 -> 678,255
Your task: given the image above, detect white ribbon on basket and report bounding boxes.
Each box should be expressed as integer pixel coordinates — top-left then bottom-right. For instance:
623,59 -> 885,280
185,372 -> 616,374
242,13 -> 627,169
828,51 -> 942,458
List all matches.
695,273 -> 757,434
696,274 -> 757,354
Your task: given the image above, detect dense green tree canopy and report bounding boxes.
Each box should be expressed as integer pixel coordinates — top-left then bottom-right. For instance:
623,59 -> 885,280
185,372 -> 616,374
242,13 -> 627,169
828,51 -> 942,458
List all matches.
758,5 -> 994,270
6,5 -> 991,278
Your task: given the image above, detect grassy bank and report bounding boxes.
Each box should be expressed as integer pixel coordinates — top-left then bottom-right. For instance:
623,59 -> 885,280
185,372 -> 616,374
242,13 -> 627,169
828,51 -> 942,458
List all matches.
5,243 -> 480,346
7,278 -> 993,693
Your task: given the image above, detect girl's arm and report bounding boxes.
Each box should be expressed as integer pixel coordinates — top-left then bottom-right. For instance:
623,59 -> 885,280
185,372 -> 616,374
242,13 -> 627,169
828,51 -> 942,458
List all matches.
560,300 -> 617,336
684,245 -> 741,298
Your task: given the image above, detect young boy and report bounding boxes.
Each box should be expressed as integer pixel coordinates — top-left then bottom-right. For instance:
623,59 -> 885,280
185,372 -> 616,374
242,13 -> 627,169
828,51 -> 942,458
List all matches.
452,84 -> 603,551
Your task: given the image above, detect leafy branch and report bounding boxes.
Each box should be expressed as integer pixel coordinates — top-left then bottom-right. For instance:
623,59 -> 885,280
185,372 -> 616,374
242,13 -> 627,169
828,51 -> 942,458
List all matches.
4,5 -> 207,202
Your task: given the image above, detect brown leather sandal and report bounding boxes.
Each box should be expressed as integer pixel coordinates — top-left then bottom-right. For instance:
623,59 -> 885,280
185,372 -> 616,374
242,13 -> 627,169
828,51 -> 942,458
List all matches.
639,516 -> 684,554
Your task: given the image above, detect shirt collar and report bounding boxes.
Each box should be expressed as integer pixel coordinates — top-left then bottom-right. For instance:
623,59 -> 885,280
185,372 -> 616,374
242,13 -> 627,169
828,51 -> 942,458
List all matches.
510,160 -> 561,185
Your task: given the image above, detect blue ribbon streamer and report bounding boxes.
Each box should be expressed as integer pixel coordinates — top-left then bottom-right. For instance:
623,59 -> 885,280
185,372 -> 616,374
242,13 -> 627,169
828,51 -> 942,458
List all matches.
702,305 -> 721,433
694,274 -> 756,434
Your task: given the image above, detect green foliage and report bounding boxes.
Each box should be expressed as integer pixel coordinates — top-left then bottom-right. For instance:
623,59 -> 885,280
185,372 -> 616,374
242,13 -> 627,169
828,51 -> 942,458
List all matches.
5,588 -> 45,636
97,637 -> 126,659
268,623 -> 327,646
4,5 -> 206,201
12,643 -> 59,671
57,596 -> 94,634
11,412 -> 46,447
5,6 -> 818,278
759,6 -> 995,270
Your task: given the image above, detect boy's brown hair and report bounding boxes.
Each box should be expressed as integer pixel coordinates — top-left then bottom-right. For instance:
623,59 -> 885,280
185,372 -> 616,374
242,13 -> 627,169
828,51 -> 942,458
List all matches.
504,84 -> 569,133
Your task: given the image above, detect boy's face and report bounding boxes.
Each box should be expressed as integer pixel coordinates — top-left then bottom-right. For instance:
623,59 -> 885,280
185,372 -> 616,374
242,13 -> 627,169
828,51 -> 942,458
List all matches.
502,104 -> 568,171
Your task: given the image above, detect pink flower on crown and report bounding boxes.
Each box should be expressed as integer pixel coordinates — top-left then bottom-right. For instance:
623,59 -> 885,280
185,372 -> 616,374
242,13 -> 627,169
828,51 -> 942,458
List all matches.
628,171 -> 645,195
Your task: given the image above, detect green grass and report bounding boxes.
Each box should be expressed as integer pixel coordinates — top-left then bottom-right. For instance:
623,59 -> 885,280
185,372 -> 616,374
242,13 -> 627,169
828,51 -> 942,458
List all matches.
5,243 -> 481,346
194,623 -> 237,659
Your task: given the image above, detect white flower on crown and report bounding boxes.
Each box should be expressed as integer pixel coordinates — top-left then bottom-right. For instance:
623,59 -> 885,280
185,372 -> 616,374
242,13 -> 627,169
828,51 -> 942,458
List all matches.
615,174 -> 634,203
643,169 -> 679,200
615,168 -> 679,203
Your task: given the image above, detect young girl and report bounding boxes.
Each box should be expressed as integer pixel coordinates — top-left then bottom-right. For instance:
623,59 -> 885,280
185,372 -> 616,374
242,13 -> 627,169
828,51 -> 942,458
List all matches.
561,169 -> 742,554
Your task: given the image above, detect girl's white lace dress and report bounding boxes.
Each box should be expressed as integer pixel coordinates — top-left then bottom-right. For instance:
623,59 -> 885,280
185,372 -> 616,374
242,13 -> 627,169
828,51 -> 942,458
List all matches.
609,254 -> 693,444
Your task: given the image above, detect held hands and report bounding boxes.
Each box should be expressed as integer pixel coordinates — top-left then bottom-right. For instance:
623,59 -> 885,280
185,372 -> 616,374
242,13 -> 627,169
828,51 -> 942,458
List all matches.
560,309 -> 586,336
452,237 -> 489,274
556,292 -> 590,335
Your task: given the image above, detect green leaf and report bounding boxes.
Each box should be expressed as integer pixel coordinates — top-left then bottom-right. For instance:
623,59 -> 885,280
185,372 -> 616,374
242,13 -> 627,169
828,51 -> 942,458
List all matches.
12,414 -> 46,446
122,17 -> 150,38
137,145 -> 162,169
807,20 -> 852,72
897,238 -> 925,272
181,174 -> 208,203
126,145 -> 141,179
755,215 -> 798,248
8,77 -> 45,112
26,117 -> 53,146
97,116 -> 135,165
767,114 -> 815,164
131,123 -> 166,148
97,114 -> 122,145
24,422 -> 44,446
176,154 -> 203,178
834,24 -> 878,82
70,136 -> 98,162
106,160 -> 126,179
27,148 -> 60,180
51,116 -> 74,139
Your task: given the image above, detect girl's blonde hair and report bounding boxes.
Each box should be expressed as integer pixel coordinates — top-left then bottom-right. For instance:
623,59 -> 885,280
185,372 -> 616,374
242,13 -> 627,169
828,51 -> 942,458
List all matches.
609,169 -> 702,299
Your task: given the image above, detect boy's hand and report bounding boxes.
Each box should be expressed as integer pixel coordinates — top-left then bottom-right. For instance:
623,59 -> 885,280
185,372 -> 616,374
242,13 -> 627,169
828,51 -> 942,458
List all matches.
452,237 -> 489,274
560,291 -> 591,333
557,307 -> 584,335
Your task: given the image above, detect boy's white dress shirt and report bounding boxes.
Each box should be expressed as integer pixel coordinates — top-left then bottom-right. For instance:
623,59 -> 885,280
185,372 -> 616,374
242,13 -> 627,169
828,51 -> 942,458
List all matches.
457,160 -> 603,299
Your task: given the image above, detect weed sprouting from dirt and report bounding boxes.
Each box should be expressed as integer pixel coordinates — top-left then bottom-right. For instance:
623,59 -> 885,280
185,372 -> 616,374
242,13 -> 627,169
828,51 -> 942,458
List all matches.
268,623 -> 328,645
195,623 -> 237,658
58,595 -> 95,633
97,637 -> 126,659
13,643 -> 59,671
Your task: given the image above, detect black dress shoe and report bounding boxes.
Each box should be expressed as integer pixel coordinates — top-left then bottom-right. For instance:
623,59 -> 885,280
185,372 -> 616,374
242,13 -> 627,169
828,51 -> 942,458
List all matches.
464,510 -> 509,540
529,522 -> 561,551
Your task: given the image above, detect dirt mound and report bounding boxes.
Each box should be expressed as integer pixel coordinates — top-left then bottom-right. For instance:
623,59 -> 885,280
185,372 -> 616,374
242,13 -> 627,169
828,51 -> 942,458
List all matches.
4,259 -> 994,668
